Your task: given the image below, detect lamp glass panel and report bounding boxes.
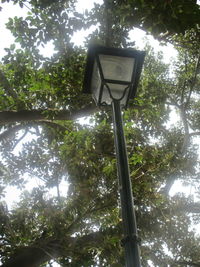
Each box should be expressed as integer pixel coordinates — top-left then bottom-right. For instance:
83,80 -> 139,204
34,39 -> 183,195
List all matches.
101,84 -> 130,106
91,60 -> 101,103
99,55 -> 135,82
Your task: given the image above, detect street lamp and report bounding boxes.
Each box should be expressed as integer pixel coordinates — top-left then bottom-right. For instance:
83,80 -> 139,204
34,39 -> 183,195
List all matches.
83,45 -> 145,267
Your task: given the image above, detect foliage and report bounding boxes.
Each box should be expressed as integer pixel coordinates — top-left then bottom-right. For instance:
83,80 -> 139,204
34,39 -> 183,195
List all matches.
0,0 -> 200,266
114,0 -> 200,39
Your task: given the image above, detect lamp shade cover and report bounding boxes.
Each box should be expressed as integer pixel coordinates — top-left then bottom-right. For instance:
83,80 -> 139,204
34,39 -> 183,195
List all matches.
83,45 -> 145,107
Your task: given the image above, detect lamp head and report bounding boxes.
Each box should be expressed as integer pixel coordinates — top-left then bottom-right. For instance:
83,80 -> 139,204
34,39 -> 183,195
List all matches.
83,45 -> 145,107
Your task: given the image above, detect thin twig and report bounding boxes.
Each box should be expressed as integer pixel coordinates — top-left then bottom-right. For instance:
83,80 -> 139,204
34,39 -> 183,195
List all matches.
12,129 -> 28,150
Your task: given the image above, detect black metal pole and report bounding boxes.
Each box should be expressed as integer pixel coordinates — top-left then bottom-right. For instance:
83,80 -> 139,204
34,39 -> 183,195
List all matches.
112,99 -> 141,267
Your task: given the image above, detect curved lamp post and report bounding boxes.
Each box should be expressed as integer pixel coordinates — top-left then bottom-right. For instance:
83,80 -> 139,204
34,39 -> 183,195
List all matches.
83,45 -> 145,267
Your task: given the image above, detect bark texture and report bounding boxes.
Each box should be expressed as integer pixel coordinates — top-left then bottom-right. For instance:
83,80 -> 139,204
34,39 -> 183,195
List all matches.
0,105 -> 98,124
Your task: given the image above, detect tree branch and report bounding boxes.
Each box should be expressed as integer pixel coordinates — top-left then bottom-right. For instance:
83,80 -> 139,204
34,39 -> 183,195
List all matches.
12,129 -> 28,150
189,131 -> 200,137
166,95 -> 180,108
160,176 -> 176,196
180,52 -> 188,105
185,49 -> 200,108
176,261 -> 200,266
0,105 -> 98,142
0,238 -> 63,267
0,105 -> 98,124
0,228 -> 118,267
0,121 -> 68,142
179,106 -> 190,153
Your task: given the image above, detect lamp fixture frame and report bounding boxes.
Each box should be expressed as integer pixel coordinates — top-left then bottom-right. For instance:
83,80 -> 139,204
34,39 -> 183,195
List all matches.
83,45 -> 145,107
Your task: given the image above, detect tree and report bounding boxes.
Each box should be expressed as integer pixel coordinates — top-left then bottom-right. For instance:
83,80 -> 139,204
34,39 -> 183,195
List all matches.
0,0 -> 200,266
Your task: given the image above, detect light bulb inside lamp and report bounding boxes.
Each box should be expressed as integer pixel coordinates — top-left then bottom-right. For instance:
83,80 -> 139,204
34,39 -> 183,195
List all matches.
99,55 -> 135,104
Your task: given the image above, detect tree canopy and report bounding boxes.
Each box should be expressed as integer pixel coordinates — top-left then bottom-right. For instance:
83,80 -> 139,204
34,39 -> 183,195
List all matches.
0,0 -> 200,266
